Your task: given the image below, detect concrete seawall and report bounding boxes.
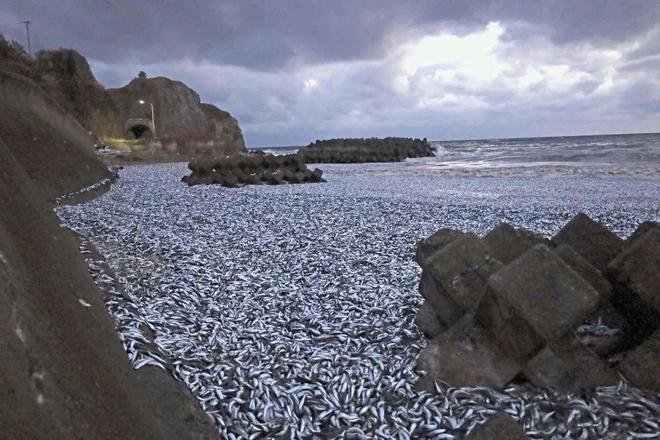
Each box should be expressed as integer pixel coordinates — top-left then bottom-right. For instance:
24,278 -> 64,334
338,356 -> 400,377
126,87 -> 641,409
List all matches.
0,67 -> 218,439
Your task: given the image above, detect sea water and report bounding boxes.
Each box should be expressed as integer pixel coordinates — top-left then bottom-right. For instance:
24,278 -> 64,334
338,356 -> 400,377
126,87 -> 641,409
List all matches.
255,132 -> 660,178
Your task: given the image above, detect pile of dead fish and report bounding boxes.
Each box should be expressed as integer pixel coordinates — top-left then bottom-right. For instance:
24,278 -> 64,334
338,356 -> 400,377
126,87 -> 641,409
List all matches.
415,214 -> 660,400
56,163 -> 660,439
182,152 -> 324,187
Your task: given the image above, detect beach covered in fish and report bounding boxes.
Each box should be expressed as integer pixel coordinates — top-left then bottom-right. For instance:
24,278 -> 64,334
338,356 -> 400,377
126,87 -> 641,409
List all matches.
56,162 -> 660,439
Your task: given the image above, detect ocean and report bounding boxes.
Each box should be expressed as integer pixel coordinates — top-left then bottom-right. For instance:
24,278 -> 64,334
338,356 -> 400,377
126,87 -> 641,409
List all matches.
255,132 -> 660,178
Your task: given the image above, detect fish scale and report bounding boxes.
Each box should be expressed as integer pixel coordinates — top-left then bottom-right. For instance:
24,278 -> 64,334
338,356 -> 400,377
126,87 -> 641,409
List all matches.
57,163 -> 660,439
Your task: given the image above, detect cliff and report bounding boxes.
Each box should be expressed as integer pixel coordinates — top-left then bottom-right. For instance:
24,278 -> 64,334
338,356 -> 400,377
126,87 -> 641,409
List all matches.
0,69 -> 111,199
0,35 -> 32,77
0,52 -> 218,438
0,36 -> 245,159
108,76 -> 245,156
33,49 -> 123,138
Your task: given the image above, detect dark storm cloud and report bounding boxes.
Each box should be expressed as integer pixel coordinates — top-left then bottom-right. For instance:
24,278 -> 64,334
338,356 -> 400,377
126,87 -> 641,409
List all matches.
1,0 -> 659,70
1,0 -> 659,145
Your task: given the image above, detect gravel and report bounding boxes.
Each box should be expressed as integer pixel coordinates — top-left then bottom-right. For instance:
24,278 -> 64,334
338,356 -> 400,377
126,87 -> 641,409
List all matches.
57,162 -> 660,439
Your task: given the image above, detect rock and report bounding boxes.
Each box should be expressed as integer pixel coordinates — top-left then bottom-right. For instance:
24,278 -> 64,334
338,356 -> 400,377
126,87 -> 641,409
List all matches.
242,173 -> 259,185
626,221 -> 660,246
269,173 -> 284,185
416,316 -> 521,391
293,171 -> 306,184
210,172 -> 224,185
552,212 -> 623,271
555,243 -> 628,355
483,223 -> 548,265
618,329 -> 660,391
260,168 -> 272,182
524,335 -> 619,391
32,49 -> 124,138
606,228 -> 660,346
465,412 -> 530,440
425,234 -> 503,312
414,301 -> 446,338
415,228 -> 464,267
476,245 -> 601,362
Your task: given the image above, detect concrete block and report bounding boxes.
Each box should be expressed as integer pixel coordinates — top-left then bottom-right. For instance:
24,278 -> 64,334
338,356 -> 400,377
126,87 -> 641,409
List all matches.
476,245 -> 601,362
414,301 -> 446,338
524,335 -> 619,391
484,223 -> 548,265
607,229 -> 660,346
419,272 -> 463,328
608,228 -> 660,314
576,301 -> 628,357
489,244 -> 601,341
474,285 -> 545,363
552,212 -> 623,271
416,316 -> 521,391
555,243 -> 612,299
426,234 -> 503,311
626,221 -> 660,247
310,168 -> 324,182
466,412 -> 530,440
618,329 -> 660,392
415,228 -> 465,268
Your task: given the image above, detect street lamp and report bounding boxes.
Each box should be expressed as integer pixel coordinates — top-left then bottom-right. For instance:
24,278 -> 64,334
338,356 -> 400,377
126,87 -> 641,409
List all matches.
138,100 -> 157,138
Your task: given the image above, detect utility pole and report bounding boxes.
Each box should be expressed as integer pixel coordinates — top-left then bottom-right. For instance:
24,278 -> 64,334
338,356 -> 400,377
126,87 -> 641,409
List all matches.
21,20 -> 31,57
139,100 -> 157,139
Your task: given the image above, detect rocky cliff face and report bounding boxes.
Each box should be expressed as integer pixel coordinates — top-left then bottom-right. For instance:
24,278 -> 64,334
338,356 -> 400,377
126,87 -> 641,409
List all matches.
32,49 -> 246,157
33,49 -> 123,139
0,55 -> 218,439
0,35 -> 32,77
0,69 -> 111,198
0,36 -> 245,158
108,76 -> 245,155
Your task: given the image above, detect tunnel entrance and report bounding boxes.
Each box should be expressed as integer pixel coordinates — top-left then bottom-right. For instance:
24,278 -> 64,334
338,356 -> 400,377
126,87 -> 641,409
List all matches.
127,124 -> 152,140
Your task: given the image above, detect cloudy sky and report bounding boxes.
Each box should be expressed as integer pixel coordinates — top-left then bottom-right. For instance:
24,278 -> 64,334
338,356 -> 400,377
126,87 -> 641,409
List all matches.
1,1 -> 659,146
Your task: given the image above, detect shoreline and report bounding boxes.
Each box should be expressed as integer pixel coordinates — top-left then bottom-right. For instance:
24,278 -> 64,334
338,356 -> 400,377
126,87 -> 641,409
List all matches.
56,173 -> 117,205
54,166 -> 221,438
56,162 -> 660,438
74,230 -> 219,437
100,157 -> 660,181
